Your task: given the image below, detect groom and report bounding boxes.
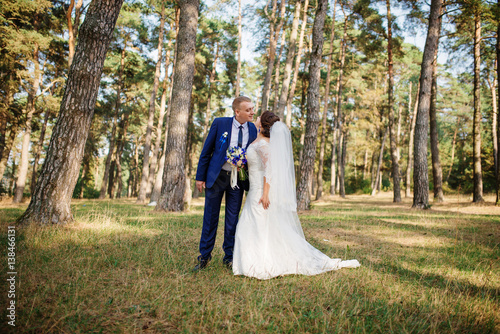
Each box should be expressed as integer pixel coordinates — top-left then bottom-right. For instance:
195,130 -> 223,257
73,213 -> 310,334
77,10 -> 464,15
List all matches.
194,96 -> 257,271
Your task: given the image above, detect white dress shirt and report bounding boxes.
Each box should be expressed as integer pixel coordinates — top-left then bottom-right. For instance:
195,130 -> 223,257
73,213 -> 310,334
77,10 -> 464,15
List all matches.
222,117 -> 249,171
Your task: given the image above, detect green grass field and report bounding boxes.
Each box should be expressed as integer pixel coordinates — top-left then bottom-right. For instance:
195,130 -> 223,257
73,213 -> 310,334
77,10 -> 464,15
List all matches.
1,193 -> 499,333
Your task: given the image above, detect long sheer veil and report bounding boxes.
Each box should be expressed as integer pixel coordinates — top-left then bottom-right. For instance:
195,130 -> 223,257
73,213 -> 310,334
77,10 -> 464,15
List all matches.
266,121 -> 305,238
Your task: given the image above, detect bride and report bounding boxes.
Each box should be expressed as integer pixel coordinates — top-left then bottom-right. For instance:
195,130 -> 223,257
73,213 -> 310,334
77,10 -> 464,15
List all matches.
232,111 -> 360,280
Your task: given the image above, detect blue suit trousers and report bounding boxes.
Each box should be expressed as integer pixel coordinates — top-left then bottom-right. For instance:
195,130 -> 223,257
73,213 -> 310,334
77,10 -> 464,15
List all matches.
199,170 -> 244,263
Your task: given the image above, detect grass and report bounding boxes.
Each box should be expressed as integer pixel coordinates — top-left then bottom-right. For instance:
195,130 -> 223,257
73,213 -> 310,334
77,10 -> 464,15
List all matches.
0,193 -> 499,333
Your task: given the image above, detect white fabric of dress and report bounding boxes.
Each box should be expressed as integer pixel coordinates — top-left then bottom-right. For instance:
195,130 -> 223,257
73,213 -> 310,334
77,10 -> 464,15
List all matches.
233,123 -> 360,280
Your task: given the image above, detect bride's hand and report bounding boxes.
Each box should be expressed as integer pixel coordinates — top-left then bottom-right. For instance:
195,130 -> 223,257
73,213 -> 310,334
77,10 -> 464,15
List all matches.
258,194 -> 270,210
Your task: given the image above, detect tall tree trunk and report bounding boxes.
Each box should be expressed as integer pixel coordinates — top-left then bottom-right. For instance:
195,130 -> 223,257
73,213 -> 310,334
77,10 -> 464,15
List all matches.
297,81 -> 307,168
362,148 -> 368,180
99,36 -> 127,199
406,82 -> 418,198
18,0 -> 124,224
156,0 -> 199,212
67,0 -> 84,67
487,75 -> 498,195
413,0 -> 442,209
78,161 -> 88,199
236,0 -> 242,97
132,136 -> 141,197
386,0 -> 401,203
31,109 -> 50,195
496,0 -> 500,205
0,73 -> 14,172
13,44 -> 40,203
430,52 -> 444,202
446,117 -> 459,183
316,0 -> 337,200
330,72 -> 342,195
372,127 -> 388,196
472,8 -> 484,203
183,101 -> 195,207
0,121 -> 19,182
329,128 -> 338,195
340,129 -> 348,195
137,4 -> 166,203
296,0 -> 328,211
202,43 -> 219,143
114,111 -> 130,198
272,24 -> 286,113
260,0 -> 279,112
396,104 -> 402,160
276,0 -> 302,120
147,34 -> 174,197
286,0 -> 310,127
335,8 -> 348,199
150,7 -> 179,204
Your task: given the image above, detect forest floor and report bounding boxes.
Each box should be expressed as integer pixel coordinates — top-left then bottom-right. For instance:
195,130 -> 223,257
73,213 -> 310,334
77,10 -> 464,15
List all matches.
0,192 -> 499,333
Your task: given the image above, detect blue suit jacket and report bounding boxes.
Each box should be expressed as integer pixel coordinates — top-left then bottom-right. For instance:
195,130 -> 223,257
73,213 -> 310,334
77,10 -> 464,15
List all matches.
196,117 -> 257,189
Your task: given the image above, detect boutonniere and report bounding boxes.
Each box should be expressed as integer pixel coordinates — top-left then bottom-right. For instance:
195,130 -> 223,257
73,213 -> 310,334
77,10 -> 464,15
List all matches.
219,132 -> 228,149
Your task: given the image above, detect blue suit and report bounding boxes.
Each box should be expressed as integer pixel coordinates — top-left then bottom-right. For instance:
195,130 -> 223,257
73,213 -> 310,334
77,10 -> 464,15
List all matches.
195,117 -> 257,263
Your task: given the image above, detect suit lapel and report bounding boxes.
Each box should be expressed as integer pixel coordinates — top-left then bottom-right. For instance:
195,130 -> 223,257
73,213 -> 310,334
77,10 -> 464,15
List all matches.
223,117 -> 233,151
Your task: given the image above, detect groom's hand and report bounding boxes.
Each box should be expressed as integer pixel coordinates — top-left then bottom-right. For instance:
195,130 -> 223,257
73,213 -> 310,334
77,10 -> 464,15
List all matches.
196,181 -> 206,193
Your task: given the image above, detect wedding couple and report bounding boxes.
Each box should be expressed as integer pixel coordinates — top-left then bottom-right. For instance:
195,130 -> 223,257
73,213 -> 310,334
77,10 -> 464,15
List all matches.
194,96 -> 360,280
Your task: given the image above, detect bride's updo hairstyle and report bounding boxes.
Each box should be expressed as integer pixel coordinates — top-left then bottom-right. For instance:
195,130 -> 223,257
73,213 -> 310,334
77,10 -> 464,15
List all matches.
260,110 -> 280,138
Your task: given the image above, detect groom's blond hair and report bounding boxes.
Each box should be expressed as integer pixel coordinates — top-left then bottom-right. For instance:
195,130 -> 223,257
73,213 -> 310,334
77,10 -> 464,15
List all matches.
232,96 -> 251,112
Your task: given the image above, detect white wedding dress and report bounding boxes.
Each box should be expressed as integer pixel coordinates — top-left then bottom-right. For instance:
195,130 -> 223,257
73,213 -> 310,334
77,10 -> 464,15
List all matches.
233,122 -> 360,280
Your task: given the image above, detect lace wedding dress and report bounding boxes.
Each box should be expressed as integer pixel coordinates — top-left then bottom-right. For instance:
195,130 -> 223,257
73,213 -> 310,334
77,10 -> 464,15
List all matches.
233,122 -> 360,280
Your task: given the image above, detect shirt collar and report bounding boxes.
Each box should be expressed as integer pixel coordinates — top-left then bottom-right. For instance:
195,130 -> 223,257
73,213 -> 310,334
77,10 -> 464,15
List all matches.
233,117 -> 248,130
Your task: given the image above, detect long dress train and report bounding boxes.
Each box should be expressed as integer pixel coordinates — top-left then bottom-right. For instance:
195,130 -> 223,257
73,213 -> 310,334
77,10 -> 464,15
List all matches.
233,135 -> 359,280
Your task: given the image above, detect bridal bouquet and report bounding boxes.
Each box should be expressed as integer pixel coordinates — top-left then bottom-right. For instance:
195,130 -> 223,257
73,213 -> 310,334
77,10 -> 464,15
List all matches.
226,146 -> 248,189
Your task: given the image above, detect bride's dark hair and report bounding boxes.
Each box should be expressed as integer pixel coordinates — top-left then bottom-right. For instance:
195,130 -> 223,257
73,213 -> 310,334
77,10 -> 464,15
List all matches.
260,111 -> 280,138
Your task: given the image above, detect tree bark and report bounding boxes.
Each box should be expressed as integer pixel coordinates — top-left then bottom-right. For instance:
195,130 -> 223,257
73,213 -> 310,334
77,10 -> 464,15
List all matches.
413,0 -> 442,209
372,127 -> 388,196
13,44 -> 40,203
99,36 -> 127,199
496,0 -> 500,205
386,0 -> 401,203
330,128 -> 337,195
113,111 -> 130,198
316,0 -> 337,200
260,0 -> 279,112
147,33 -> 174,197
286,0 -> 310,127
137,4 -> 166,203
0,121 -> 18,183
336,8 -> 348,199
67,0 -> 84,67
487,75 -> 497,195
296,0 -> 328,211
446,117 -> 459,183
396,104 -> 402,160
429,53 -> 444,202
362,147 -> 368,180
31,108 -> 50,195
18,0 -> 124,224
156,0 -> 199,212
472,8 -> 484,203
406,82 -> 418,198
150,7 -> 180,204
202,42 -> 219,143
276,0 -> 302,120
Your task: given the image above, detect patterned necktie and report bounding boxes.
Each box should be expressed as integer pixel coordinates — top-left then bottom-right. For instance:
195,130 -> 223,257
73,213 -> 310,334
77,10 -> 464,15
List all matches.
238,125 -> 243,147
